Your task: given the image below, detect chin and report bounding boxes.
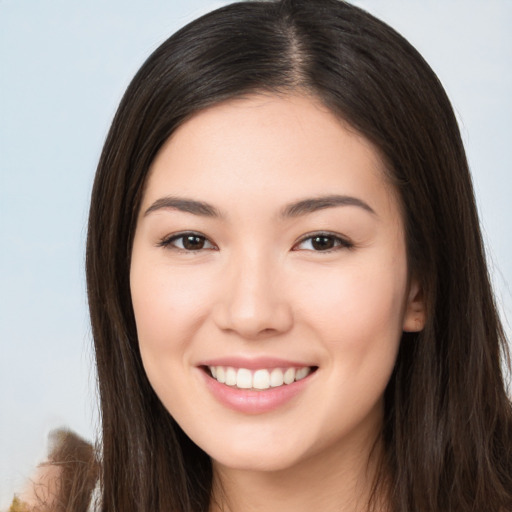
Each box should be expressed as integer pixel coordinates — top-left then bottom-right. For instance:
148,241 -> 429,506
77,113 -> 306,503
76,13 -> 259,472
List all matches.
210,447 -> 305,473
191,424 -> 321,474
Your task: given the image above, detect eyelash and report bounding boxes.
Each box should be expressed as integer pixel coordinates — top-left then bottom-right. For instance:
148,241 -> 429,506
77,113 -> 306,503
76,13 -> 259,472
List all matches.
157,231 -> 353,253
157,232 -> 217,252
292,232 -> 353,252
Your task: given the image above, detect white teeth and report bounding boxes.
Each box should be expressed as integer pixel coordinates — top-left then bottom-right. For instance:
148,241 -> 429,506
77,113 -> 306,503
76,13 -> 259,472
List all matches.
270,368 -> 284,387
225,367 -> 237,386
207,365 -> 313,390
253,369 -> 270,390
283,368 -> 295,384
216,366 -> 226,384
236,368 -> 252,389
295,367 -> 310,381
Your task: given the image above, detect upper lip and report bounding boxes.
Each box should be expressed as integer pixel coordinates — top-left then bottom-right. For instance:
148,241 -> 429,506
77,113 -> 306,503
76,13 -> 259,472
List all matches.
198,356 -> 316,370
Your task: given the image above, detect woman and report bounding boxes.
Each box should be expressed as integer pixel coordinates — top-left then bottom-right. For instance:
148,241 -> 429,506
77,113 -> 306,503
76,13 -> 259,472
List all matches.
15,0 -> 512,510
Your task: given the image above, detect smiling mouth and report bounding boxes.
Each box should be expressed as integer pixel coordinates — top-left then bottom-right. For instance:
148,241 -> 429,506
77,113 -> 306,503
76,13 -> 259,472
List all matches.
203,365 -> 318,390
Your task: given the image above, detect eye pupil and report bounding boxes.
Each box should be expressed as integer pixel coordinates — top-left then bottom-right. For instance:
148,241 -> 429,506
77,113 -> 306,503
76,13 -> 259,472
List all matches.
183,235 -> 205,250
312,236 -> 335,250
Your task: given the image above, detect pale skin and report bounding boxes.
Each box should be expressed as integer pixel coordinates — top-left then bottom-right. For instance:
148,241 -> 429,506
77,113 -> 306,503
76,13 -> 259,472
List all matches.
130,94 -> 426,512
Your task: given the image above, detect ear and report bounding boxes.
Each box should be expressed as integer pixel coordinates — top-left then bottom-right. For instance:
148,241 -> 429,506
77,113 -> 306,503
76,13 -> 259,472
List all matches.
402,278 -> 426,332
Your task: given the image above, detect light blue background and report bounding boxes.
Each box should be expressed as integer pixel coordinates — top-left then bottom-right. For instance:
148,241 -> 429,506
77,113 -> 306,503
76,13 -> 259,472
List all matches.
1,1 -> 511,507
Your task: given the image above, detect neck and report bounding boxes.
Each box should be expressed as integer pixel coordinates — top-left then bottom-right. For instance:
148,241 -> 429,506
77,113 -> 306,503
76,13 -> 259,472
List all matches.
209,430 -> 387,512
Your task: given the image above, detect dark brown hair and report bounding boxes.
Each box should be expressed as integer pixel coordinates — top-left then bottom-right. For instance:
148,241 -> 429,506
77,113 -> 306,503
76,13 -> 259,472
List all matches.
86,1 -> 512,510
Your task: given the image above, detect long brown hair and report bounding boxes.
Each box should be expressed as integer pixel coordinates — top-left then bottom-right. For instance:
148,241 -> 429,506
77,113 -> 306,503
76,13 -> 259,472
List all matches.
86,1 -> 512,510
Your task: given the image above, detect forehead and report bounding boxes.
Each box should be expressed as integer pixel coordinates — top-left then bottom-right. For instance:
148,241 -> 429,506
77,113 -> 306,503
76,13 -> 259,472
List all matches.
144,94 -> 399,221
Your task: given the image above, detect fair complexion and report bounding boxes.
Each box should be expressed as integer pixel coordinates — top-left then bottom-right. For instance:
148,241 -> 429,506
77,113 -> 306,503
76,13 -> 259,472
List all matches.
130,94 -> 425,512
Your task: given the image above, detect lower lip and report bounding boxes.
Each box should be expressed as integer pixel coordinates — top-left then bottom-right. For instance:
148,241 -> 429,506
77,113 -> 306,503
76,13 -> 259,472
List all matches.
200,369 -> 314,414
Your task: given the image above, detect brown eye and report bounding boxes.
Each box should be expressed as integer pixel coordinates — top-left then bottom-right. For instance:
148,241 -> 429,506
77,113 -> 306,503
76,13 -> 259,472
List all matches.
182,234 -> 206,250
311,235 -> 336,251
158,232 -> 216,251
294,232 -> 353,252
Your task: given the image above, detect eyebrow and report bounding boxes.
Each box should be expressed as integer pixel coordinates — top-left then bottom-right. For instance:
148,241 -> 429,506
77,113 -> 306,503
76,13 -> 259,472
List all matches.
144,196 -> 222,218
281,195 -> 376,218
144,194 -> 376,219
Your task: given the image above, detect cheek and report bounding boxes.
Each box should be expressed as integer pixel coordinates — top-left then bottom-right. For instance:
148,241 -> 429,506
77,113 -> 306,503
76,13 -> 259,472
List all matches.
130,260 -> 217,417
131,261 -> 215,351
293,254 -> 407,359
294,257 -> 406,431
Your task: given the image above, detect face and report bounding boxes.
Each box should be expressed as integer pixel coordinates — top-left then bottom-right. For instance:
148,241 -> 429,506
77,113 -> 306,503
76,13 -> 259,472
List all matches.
130,94 -> 424,473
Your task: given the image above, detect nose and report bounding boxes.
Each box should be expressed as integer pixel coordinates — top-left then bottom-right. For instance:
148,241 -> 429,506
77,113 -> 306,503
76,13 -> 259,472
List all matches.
212,252 -> 293,339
